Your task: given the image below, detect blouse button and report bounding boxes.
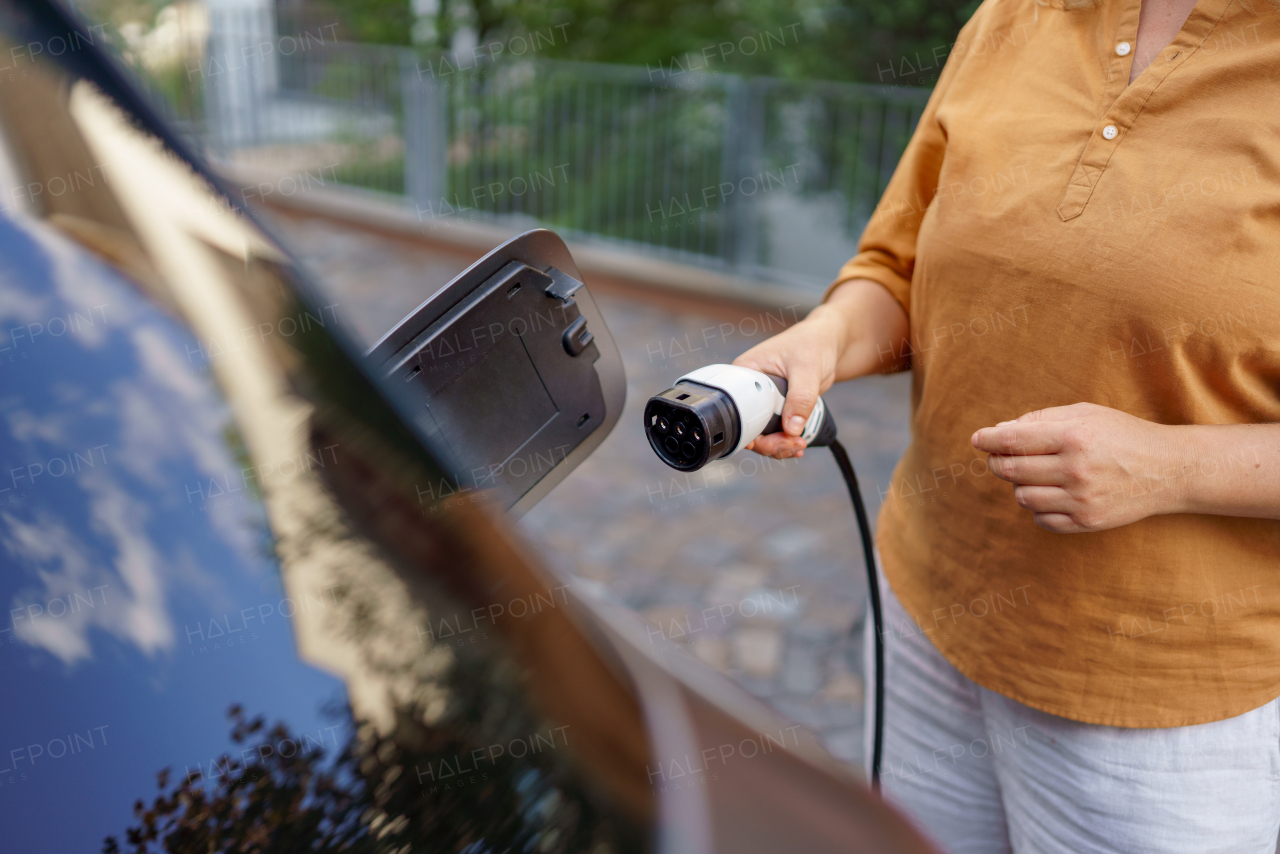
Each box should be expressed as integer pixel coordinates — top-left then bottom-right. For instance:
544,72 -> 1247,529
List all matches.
1102,124 -> 1119,140
1116,41 -> 1132,56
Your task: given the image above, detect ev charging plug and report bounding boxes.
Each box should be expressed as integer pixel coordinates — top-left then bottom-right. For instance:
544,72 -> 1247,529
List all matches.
644,364 -> 836,471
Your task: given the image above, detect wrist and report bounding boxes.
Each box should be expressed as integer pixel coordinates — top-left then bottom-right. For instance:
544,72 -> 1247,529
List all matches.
1153,423 -> 1197,516
806,302 -> 851,353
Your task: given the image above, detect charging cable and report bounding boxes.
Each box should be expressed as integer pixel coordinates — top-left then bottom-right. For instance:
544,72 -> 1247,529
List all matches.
829,439 -> 884,791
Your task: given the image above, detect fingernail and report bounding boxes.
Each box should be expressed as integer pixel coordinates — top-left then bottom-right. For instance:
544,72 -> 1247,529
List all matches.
787,415 -> 805,435
997,420 -> 1016,426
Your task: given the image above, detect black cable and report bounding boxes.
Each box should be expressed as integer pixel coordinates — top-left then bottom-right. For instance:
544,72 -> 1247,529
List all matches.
829,439 -> 884,792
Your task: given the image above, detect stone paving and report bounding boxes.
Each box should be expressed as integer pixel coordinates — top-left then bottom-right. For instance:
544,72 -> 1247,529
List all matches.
271,211 -> 913,768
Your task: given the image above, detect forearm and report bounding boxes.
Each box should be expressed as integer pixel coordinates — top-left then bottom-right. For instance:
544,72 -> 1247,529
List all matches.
1165,423 -> 1280,520
813,278 -> 910,380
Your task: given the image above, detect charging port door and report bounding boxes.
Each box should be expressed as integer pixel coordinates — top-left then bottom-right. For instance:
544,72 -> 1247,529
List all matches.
369,230 -> 625,516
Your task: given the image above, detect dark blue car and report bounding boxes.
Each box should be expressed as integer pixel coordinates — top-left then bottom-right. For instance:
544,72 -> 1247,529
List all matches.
0,2 -> 934,850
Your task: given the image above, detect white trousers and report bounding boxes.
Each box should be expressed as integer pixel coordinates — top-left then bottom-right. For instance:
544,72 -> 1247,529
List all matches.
866,572 -> 1280,854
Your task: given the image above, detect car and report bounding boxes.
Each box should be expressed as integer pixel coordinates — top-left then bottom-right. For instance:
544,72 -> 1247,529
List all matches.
0,1 -> 938,851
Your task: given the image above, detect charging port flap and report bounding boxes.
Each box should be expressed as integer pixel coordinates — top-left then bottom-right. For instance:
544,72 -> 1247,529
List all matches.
367,230 -> 625,517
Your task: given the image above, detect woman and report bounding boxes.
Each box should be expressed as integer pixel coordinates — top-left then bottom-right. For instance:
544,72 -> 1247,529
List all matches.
736,0 -> 1280,850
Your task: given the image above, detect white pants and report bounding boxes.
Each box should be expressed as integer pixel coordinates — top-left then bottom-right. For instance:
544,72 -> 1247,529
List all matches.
866,572 -> 1280,854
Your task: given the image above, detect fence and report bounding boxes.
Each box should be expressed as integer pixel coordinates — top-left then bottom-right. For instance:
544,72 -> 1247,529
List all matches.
136,7 -> 931,293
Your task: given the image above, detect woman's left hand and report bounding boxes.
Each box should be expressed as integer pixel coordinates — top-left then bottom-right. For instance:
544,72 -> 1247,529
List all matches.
971,402 -> 1181,533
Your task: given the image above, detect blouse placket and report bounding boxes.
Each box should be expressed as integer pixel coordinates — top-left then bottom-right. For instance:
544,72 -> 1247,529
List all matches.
1055,0 -> 1234,221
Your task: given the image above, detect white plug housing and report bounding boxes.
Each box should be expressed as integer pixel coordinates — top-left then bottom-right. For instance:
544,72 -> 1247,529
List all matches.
678,364 -> 828,453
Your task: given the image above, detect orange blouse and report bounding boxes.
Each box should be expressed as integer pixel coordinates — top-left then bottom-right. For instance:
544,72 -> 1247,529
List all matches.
832,0 -> 1280,726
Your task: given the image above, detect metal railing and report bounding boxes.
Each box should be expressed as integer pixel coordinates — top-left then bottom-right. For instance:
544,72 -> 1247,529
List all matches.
137,8 -> 930,292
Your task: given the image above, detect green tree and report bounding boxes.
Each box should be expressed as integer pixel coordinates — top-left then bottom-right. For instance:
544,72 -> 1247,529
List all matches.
309,0 -> 981,83
104,698 -> 642,853
323,0 -> 416,45
502,0 -> 981,82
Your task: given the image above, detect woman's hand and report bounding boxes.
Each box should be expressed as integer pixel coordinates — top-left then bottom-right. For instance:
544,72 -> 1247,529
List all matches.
733,309 -> 843,459
971,403 -> 1182,533
733,278 -> 909,459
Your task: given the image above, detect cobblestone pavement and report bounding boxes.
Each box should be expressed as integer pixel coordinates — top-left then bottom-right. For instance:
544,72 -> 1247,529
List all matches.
272,212 -> 913,769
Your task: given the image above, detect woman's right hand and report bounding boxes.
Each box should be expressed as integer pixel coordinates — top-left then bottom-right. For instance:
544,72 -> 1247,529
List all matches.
732,278 -> 910,459
732,308 -> 845,459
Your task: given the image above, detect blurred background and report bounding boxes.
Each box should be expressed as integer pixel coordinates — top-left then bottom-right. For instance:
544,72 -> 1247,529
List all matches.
68,0 -> 973,769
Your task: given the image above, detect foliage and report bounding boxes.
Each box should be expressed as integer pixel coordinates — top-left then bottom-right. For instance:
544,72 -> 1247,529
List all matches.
102,705 -> 368,854
327,0 -> 982,84
103,696 -> 640,852
75,0 -> 981,84
323,0 -> 416,46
